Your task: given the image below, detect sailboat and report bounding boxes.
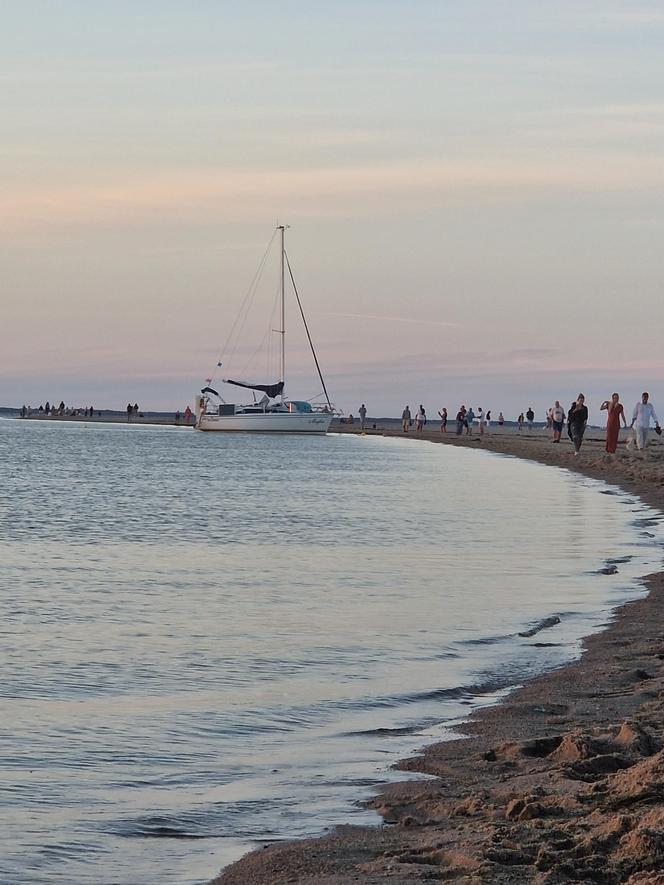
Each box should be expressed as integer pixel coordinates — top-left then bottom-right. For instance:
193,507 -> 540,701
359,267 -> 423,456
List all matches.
195,226 -> 334,433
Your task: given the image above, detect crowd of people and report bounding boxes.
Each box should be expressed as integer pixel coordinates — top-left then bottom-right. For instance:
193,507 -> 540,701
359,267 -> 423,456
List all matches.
19,401 -> 97,418
534,393 -> 660,455
398,404 -> 504,436
358,392 -> 663,457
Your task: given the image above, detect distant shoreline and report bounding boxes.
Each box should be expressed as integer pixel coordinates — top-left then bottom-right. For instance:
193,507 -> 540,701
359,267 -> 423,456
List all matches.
214,424 -> 664,884
2,410 -> 192,427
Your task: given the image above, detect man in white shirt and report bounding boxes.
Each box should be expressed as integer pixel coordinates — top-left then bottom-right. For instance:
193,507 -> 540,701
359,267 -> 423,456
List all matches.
551,400 -> 565,443
631,392 -> 660,450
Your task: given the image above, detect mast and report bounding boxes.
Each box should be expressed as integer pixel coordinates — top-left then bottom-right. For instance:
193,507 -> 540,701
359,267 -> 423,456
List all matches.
278,224 -> 286,401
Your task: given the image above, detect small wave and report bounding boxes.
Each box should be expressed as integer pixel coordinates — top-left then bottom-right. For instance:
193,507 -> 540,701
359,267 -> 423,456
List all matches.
518,616 -> 561,638
342,725 -> 424,738
458,633 -> 513,647
107,813 -> 215,840
633,516 -> 661,528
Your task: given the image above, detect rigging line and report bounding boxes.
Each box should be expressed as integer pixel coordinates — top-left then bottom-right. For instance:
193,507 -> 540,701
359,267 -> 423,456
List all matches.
221,239 -> 275,378
237,282 -> 281,378
284,250 -> 332,409
209,228 -> 278,381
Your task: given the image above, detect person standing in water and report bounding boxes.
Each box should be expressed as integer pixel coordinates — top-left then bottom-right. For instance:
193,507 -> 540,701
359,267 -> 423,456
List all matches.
601,393 -> 627,454
568,393 -> 588,455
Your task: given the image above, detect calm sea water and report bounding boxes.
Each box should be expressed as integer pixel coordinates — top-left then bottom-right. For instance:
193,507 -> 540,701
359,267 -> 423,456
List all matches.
1,419 -> 663,885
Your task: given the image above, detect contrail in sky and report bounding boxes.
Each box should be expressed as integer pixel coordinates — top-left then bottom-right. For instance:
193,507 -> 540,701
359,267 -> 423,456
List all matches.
315,311 -> 459,327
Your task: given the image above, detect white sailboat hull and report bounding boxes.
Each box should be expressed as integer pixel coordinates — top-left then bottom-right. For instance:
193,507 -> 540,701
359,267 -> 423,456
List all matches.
197,412 -> 333,433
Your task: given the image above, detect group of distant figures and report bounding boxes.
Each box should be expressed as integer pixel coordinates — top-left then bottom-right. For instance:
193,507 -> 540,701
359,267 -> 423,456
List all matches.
20,401 -> 98,418
399,405 -> 504,436
126,403 -> 143,420
175,406 -> 194,425
354,392 -> 662,457
18,400 -> 196,426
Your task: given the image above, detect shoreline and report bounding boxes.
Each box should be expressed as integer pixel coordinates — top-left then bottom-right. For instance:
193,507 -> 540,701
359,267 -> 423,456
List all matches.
213,426 -> 664,884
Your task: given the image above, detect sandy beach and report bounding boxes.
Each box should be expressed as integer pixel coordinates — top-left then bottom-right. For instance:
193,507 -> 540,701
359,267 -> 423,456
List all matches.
213,424 -> 664,885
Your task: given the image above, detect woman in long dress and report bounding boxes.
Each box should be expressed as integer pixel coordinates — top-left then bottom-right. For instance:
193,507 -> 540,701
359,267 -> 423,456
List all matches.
601,392 -> 627,454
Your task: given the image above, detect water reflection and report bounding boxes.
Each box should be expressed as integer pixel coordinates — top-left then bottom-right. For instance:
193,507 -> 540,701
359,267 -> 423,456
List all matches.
0,421 -> 661,884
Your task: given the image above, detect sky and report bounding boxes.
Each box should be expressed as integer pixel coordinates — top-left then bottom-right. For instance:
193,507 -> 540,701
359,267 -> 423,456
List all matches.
2,1 -> 664,420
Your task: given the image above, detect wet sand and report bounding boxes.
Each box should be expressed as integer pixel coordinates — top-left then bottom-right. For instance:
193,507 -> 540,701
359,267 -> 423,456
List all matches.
215,424 -> 664,884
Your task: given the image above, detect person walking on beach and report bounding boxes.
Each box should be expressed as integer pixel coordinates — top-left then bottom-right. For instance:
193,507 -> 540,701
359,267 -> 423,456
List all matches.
466,407 -> 475,435
568,393 -> 588,455
517,412 -> 524,431
358,404 -> 367,430
630,392 -> 660,450
601,393 -> 627,454
127,403 -> 133,422
551,400 -> 566,443
438,407 -> 447,433
415,405 -> 426,431
477,407 -> 486,435
456,406 -> 465,435
401,406 -> 411,433
526,407 -> 535,429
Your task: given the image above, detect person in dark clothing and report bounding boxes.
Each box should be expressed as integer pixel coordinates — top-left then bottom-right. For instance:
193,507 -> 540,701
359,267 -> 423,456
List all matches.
568,393 -> 588,454
127,403 -> 133,422
566,400 -> 576,440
